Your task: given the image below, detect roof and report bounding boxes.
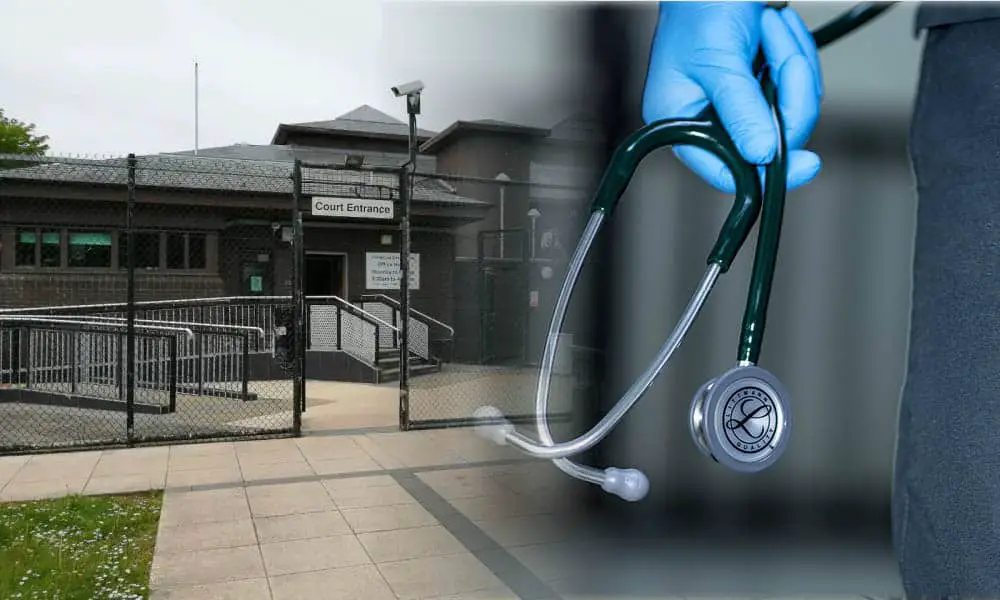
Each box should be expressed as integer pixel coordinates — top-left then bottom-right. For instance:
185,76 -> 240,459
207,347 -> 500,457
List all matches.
420,118 -> 550,154
170,143 -> 439,173
546,114 -> 605,144
0,147 -> 484,208
271,105 -> 438,145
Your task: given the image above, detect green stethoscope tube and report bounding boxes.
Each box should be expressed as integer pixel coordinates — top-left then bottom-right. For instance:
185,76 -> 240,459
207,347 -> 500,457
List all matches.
588,118 -> 762,273
587,1 -> 896,368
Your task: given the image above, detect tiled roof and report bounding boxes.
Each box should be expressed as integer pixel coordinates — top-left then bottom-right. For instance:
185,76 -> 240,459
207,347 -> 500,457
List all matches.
0,146 -> 484,207
272,105 -> 437,143
420,119 -> 550,154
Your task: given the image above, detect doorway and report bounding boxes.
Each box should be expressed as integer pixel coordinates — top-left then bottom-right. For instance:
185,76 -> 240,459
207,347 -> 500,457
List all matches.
305,253 -> 347,299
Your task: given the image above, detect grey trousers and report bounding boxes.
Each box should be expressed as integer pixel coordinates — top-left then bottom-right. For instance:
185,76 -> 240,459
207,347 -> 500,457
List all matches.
893,18 -> 1000,600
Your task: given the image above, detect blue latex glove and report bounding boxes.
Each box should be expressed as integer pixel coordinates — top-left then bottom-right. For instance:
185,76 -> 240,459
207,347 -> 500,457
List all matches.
642,2 -> 823,193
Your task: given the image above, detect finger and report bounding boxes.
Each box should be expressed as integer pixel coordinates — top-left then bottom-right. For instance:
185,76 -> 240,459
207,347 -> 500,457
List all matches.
785,149 -> 822,189
642,71 -> 709,125
760,9 -> 820,150
676,146 -> 821,194
688,52 -> 777,165
781,8 -> 823,99
674,145 -> 737,194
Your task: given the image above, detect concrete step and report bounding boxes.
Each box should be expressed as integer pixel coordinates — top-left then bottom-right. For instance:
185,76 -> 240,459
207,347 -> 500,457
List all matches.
378,361 -> 441,383
376,353 -> 433,368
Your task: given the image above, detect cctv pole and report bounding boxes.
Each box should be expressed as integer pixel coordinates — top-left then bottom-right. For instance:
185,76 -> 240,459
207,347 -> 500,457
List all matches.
398,89 -> 420,431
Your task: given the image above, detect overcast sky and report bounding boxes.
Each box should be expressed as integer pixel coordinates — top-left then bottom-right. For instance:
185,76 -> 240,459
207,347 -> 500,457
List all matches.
2,0 -> 595,157
3,0 -> 920,158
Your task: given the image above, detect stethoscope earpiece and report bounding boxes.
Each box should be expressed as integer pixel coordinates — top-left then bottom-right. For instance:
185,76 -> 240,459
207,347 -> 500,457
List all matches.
600,467 -> 650,502
688,366 -> 792,474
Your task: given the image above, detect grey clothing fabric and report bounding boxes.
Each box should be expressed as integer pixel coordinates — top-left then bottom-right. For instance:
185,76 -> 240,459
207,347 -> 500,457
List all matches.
915,2 -> 1000,31
893,17 -> 1000,599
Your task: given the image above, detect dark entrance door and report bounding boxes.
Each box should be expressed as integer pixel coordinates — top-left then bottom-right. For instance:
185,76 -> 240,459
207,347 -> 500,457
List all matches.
305,254 -> 346,298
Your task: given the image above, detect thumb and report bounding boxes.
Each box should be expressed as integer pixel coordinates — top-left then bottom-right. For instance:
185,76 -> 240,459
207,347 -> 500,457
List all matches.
689,54 -> 777,165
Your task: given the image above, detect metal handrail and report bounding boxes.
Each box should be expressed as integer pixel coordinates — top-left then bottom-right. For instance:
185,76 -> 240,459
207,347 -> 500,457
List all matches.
313,296 -> 399,333
359,293 -> 455,337
59,315 -> 265,339
0,295 -> 398,334
0,295 -> 298,314
0,316 -> 195,339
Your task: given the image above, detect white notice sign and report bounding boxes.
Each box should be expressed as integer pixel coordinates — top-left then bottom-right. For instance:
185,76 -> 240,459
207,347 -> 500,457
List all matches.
366,252 -> 420,290
311,197 -> 395,220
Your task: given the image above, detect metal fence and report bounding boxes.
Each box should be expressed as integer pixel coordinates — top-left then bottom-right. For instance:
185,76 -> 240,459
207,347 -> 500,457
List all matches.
0,148 -> 607,449
0,153 -> 303,453
392,167 -> 596,430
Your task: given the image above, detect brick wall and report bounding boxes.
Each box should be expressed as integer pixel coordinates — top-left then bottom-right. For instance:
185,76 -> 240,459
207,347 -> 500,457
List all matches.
0,272 -> 225,309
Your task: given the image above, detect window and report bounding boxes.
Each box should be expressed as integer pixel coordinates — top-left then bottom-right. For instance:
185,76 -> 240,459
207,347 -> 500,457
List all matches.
39,231 -> 60,267
15,230 -> 36,266
164,232 -> 206,270
68,231 -> 112,268
188,234 -> 206,269
118,232 -> 161,270
8,228 -> 210,271
166,233 -> 185,269
15,229 -> 62,268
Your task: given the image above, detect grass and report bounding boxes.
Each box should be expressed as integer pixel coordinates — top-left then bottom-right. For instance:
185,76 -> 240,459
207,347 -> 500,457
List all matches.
0,491 -> 163,600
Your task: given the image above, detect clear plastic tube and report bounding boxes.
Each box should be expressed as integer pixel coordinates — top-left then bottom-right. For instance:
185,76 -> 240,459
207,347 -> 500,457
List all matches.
517,211 -> 721,461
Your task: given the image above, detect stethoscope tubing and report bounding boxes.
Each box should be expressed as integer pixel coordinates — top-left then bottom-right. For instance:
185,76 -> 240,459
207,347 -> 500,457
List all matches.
486,1 -> 898,492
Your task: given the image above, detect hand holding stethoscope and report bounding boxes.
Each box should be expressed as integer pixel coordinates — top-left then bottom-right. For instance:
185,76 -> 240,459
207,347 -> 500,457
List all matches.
474,2 -> 897,502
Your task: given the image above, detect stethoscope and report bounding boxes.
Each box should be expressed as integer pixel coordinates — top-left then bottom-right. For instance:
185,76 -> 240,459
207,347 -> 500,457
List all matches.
474,2 -> 897,502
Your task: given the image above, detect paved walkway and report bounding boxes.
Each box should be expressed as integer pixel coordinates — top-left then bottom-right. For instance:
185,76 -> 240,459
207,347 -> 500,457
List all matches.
0,384 -> 904,599
0,425 -> 582,599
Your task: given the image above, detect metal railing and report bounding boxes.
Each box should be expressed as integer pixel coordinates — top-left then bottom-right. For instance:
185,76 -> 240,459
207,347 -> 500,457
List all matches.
0,318 -> 192,412
305,296 -> 400,366
0,313 -> 262,401
358,294 -> 454,362
0,294 -> 410,379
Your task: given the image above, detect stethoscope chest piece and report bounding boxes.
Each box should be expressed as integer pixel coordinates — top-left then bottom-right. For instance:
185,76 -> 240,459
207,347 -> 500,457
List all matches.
688,365 -> 792,473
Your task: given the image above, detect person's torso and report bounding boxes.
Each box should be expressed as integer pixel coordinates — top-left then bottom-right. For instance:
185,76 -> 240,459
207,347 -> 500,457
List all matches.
915,2 -> 1000,31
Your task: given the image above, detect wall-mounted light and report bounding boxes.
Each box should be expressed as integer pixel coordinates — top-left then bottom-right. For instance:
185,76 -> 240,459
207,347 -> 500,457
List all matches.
540,266 -> 553,280
381,234 -> 393,246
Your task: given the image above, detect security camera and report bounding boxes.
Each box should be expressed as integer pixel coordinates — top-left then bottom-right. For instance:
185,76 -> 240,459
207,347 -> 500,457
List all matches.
391,80 -> 425,97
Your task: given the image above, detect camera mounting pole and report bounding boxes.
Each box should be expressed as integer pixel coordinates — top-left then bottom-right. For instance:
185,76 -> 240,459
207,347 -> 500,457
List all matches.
392,80 -> 424,431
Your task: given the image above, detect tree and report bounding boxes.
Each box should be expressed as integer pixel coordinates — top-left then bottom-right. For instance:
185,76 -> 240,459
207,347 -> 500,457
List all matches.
0,108 -> 50,157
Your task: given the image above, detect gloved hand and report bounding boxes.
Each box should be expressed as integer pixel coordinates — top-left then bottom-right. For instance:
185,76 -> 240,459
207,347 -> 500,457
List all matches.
642,2 -> 823,193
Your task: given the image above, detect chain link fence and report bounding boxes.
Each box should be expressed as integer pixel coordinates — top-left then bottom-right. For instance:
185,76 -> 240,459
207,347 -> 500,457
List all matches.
394,169 -> 598,430
0,152 -> 302,453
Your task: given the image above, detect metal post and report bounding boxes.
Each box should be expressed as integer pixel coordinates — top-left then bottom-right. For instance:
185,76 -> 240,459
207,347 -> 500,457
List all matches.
24,328 -> 31,386
117,334 -> 124,401
241,333 -> 250,403
392,81 -> 422,431
70,331 -> 78,394
495,173 -> 510,259
398,165 -> 411,431
291,160 -> 305,434
168,336 -> 178,413
336,305 -> 343,350
126,154 -> 137,443
197,334 -> 204,395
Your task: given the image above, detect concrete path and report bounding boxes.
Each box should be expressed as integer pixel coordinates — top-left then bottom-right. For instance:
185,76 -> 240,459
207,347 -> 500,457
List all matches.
0,400 -> 904,598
